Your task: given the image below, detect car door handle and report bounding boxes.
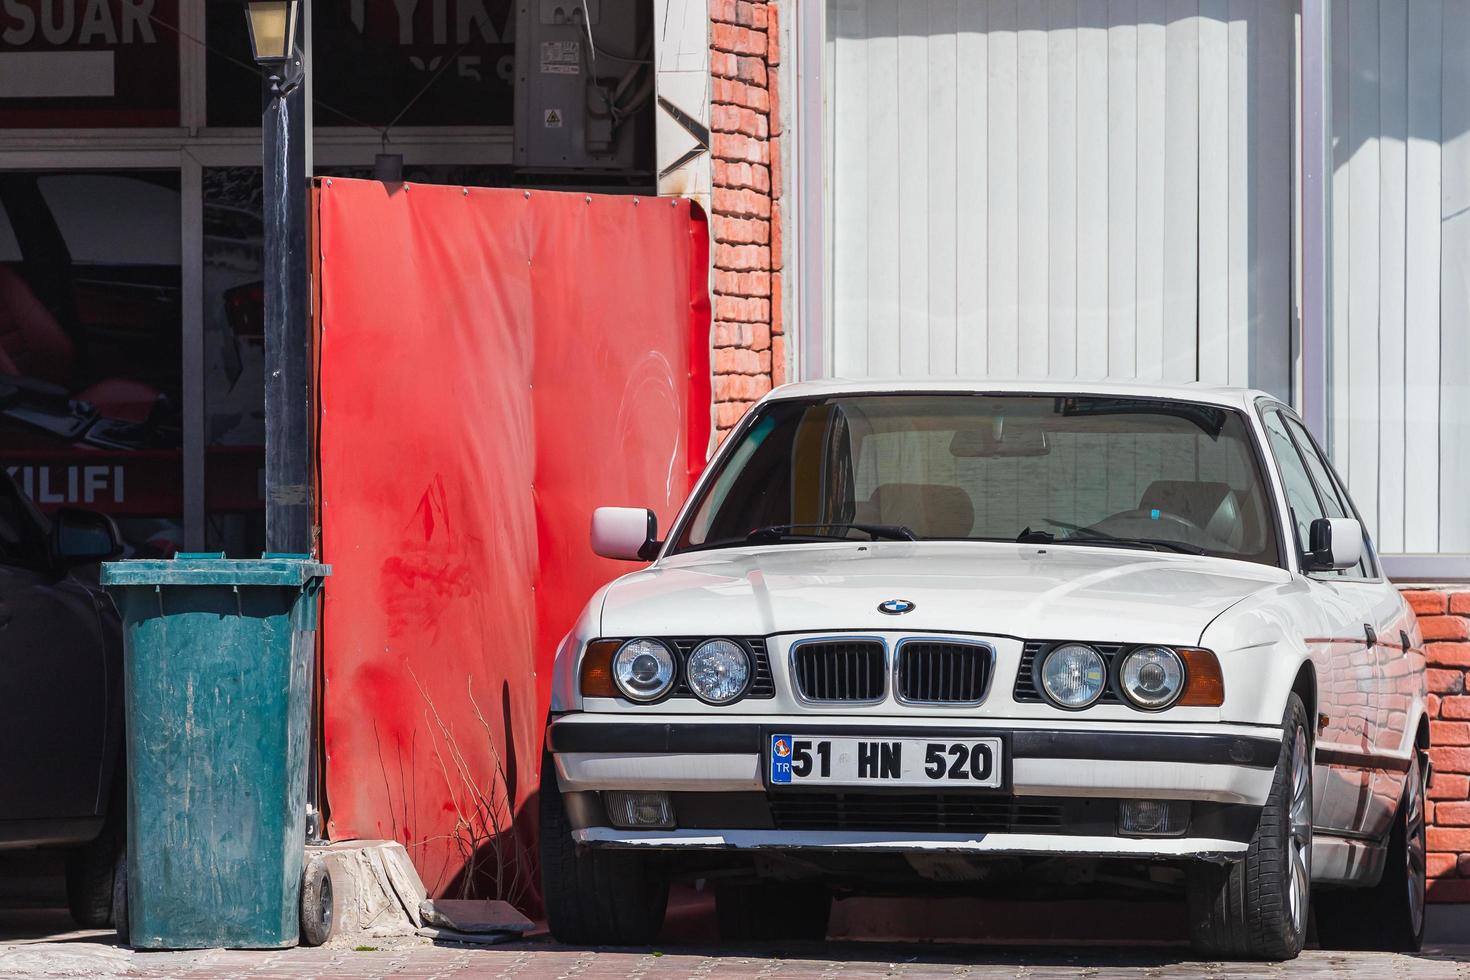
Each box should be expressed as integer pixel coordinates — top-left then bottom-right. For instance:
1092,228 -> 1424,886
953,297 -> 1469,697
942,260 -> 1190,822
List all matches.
1402,630 -> 1412,654
1364,625 -> 1377,648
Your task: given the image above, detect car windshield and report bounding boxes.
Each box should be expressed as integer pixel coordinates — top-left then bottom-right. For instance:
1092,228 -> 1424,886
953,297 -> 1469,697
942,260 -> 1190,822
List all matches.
672,394 -> 1282,566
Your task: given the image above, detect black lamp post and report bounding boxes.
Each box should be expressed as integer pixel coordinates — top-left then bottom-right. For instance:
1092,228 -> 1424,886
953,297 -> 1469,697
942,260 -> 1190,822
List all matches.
245,0 -> 324,845
245,0 -> 311,558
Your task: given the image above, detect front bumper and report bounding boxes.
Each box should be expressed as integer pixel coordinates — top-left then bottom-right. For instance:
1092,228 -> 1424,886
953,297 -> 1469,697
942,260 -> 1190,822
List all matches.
548,716 -> 1280,859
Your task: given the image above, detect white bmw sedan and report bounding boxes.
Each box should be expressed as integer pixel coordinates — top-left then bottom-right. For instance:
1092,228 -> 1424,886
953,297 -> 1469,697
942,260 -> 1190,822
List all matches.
539,381 -> 1428,960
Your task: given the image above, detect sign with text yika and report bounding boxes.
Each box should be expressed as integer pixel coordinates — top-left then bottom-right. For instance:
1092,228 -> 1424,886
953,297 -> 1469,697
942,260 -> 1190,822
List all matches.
0,0 -> 179,127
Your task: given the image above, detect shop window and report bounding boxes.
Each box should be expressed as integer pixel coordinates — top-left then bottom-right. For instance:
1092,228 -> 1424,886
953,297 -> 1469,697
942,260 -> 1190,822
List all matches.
206,0 -> 516,129
202,166 -> 266,557
0,170 -> 183,556
0,1 -> 180,127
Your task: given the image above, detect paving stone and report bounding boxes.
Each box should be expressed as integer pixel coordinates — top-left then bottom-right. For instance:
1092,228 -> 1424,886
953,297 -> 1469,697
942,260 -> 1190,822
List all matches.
2,938 -> 1467,979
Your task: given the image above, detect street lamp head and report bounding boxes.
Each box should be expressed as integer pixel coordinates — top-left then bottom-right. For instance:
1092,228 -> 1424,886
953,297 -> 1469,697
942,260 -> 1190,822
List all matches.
244,0 -> 301,65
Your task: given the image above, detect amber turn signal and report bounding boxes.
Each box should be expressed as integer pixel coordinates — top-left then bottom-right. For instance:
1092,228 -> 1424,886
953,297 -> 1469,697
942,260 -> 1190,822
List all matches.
579,639 -> 623,698
1177,647 -> 1225,707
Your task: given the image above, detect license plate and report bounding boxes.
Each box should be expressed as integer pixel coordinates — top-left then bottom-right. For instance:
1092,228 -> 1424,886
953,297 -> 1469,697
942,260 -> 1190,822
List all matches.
768,735 -> 1004,789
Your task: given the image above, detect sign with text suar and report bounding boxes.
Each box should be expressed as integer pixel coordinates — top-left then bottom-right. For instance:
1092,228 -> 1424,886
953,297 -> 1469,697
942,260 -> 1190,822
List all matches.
0,1 -> 179,127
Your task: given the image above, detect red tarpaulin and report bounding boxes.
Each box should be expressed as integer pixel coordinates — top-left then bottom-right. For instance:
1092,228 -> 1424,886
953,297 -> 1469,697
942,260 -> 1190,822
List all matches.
314,179 -> 710,899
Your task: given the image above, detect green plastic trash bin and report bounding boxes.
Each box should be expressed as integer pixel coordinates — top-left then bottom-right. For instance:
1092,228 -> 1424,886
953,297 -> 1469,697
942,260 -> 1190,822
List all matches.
100,554 -> 330,950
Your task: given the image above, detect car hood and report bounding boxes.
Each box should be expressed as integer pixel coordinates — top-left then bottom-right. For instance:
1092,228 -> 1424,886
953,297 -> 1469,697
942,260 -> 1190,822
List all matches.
599,542 -> 1291,646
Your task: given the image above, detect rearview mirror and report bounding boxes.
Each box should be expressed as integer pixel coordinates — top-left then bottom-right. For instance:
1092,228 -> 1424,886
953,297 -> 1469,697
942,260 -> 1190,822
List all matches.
51,508 -> 123,567
949,427 -> 1050,458
1304,517 -> 1362,572
591,507 -> 660,561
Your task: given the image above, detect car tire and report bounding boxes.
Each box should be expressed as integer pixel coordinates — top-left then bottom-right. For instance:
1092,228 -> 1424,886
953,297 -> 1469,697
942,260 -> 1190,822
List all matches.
714,881 -> 831,943
66,775 -> 125,930
539,752 -> 669,946
1313,752 -> 1427,952
1186,692 -> 1311,961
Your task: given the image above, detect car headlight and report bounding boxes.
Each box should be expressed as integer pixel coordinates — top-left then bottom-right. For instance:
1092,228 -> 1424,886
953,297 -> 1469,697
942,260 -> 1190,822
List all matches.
1119,646 -> 1186,709
685,638 -> 750,704
1039,643 -> 1107,708
612,638 -> 676,702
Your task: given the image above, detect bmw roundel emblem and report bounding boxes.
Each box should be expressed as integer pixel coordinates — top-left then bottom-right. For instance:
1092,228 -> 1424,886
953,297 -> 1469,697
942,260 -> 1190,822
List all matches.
878,599 -> 916,615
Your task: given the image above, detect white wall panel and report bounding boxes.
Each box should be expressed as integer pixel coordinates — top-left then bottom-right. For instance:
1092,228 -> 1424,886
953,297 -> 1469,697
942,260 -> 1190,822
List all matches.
1162,1 -> 1200,381
1439,1 -> 1470,552
1197,0 -> 1230,385
1018,3 -> 1052,376
987,0 -> 1020,376
1328,0 -> 1469,556
827,1 -> 1295,395
1047,0 -> 1080,379
1076,0 -> 1112,378
955,3 -> 991,374
926,0 -> 960,375
1136,1 -> 1167,380
1403,0 -> 1441,553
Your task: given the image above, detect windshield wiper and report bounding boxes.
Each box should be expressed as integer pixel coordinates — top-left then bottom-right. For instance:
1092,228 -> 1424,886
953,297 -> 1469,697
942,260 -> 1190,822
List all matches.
1055,535 -> 1205,556
1042,517 -> 1116,538
747,522 -> 917,544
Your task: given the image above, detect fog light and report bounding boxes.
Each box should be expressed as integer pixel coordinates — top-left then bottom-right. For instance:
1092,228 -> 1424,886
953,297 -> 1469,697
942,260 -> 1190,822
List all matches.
1117,799 -> 1190,837
604,791 -> 675,830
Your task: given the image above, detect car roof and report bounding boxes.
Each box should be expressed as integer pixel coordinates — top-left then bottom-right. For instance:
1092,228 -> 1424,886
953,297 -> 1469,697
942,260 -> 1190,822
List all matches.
761,378 -> 1278,412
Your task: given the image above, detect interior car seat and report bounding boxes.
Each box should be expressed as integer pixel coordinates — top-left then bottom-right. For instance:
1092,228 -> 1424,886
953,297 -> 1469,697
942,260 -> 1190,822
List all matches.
0,265 -> 160,422
858,483 -> 976,538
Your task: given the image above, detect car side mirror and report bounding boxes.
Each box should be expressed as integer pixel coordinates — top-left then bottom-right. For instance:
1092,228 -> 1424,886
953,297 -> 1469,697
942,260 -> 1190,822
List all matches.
1304,517 -> 1362,572
51,508 -> 123,567
591,507 -> 660,561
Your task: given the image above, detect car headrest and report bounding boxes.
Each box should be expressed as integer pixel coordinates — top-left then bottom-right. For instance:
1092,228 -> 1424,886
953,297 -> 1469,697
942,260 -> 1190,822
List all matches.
863,483 -> 975,538
1139,480 -> 1242,548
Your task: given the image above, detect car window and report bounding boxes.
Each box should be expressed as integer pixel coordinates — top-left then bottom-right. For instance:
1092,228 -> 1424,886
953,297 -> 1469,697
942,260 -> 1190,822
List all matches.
1260,410 -> 1328,560
675,394 -> 1282,566
0,472 -> 50,569
1282,415 -> 1377,579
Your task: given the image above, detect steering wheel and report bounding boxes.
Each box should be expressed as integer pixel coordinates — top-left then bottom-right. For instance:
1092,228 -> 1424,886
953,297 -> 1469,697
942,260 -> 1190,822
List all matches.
1091,507 -> 1206,537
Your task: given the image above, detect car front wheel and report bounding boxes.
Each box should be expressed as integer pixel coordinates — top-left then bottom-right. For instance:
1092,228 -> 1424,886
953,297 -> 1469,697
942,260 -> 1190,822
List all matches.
1314,752 -> 1427,952
1186,692 -> 1311,960
538,753 -> 669,946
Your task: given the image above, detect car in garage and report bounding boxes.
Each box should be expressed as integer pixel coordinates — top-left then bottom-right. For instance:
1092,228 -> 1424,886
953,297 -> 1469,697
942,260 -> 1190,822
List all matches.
0,469 -> 127,928
539,380 -> 1429,960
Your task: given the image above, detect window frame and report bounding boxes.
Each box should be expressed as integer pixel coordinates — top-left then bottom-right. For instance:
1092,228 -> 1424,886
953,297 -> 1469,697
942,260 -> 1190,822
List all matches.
666,391 -> 1291,568
1256,401 -> 1384,584
1280,411 -> 1383,582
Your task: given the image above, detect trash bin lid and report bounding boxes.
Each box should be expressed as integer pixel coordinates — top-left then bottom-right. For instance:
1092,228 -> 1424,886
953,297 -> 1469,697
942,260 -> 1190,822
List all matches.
100,553 -> 331,588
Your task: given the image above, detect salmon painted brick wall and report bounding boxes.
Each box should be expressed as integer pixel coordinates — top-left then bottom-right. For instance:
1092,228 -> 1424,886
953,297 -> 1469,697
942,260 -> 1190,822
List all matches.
709,0 -> 782,438
1403,589 -> 1470,902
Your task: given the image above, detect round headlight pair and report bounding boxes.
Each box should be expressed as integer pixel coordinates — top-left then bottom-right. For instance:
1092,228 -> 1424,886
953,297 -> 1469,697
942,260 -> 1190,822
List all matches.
612,638 -> 751,704
1037,644 -> 1185,710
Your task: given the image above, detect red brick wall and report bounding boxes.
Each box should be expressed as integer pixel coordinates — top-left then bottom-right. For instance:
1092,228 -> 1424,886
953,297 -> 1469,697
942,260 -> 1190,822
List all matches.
1404,589 -> 1470,902
709,0 -> 782,439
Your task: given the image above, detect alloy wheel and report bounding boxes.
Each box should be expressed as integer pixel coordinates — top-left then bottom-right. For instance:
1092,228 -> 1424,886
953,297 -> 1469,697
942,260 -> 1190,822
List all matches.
1407,756 -> 1427,935
1287,726 -> 1312,937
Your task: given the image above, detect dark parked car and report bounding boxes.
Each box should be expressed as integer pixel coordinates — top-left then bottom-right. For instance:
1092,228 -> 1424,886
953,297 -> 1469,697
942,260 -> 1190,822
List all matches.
0,469 -> 126,926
